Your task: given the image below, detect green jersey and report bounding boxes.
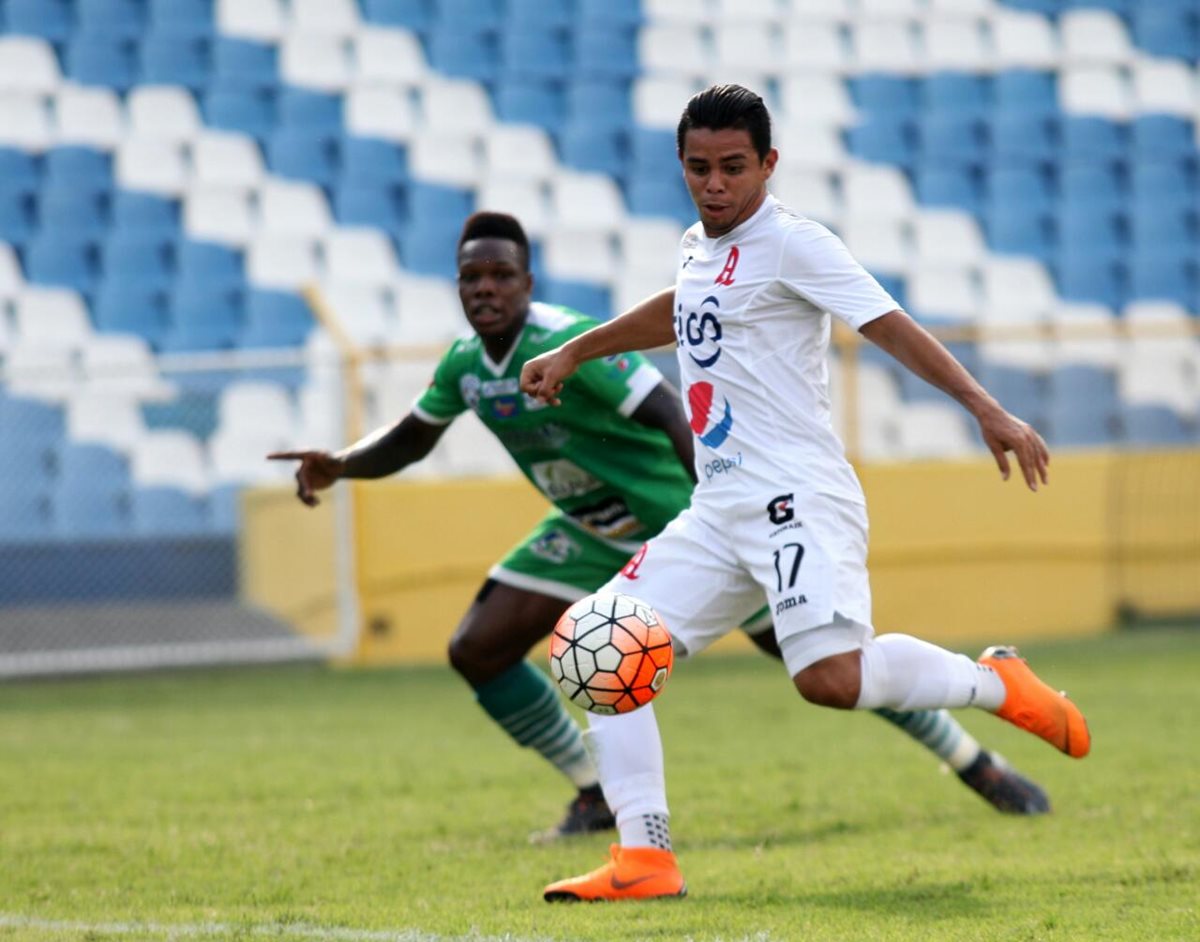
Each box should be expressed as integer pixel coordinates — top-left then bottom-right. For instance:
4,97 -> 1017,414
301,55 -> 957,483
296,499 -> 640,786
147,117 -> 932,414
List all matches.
412,303 -> 695,546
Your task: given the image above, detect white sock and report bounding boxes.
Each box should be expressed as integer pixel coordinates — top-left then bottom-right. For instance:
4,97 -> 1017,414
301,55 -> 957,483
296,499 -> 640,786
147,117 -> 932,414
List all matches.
856,634 -> 1007,712
583,704 -> 669,846
620,813 -> 673,851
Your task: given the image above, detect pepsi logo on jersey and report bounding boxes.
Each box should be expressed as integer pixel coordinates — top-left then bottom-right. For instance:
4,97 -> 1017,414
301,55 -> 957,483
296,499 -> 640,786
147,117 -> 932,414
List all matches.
687,381 -> 734,448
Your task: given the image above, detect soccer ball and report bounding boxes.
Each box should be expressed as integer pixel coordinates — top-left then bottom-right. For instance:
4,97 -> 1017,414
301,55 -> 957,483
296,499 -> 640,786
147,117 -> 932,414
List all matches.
548,592 -> 674,715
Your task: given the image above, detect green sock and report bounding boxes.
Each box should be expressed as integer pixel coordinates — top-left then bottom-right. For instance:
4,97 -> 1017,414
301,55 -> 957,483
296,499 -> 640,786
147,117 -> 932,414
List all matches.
873,707 -> 981,771
475,660 -> 598,788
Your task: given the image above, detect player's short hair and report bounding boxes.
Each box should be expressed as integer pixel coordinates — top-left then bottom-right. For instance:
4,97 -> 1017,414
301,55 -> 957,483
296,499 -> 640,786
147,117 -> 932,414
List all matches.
458,211 -> 530,270
676,84 -> 772,161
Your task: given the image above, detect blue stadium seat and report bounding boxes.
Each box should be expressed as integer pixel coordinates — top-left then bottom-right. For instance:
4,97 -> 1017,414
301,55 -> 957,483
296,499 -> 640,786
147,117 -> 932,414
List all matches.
999,0 -> 1059,13
240,290 -> 314,348
0,149 -> 42,190
1131,116 -> 1195,160
578,0 -> 642,26
1132,7 -> 1199,61
541,279 -> 611,319
977,364 -> 1046,422
986,204 -> 1053,260
1059,163 -> 1125,212
268,128 -> 340,187
206,483 -> 241,534
559,123 -> 627,179
132,487 -> 208,536
1057,248 -> 1125,309
142,390 -> 219,440
77,0 -> 147,37
334,183 -> 406,237
204,88 -> 276,140
0,394 -> 65,455
5,0 -> 74,43
566,79 -> 632,129
0,493 -> 53,541
914,163 -> 980,215
920,74 -> 990,116
148,0 -> 214,36
847,119 -> 915,170
410,182 -> 473,226
574,27 -> 639,79
66,34 -> 139,91
1131,160 -> 1195,202
1048,365 -> 1119,447
1130,201 -> 1196,251
850,76 -> 918,115
1058,203 -> 1125,253
627,176 -> 695,228
102,233 -> 175,291
496,79 -> 565,133
509,0 -> 571,27
93,281 -> 170,343
45,147 -> 111,188
629,127 -> 679,178
989,112 -> 1058,162
212,37 -> 277,88
176,241 -> 244,289
141,34 -> 212,92
277,88 -> 341,130
429,29 -> 499,82
993,71 -> 1057,115
988,166 -> 1053,212
59,443 -> 132,495
55,488 -> 132,539
1129,251 -> 1196,308
169,282 -> 244,347
39,187 -> 110,238
0,190 -> 37,247
500,29 -> 569,81
918,114 -> 987,163
25,235 -> 100,295
111,191 -> 179,235
361,0 -> 432,30
435,0 -> 502,30
400,222 -> 461,279
341,137 -> 409,185
1061,117 -> 1127,163
1121,404 -> 1191,446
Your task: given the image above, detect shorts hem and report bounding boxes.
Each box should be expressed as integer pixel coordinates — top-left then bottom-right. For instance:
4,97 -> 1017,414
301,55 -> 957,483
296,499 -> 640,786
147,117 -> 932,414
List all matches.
487,566 -> 589,604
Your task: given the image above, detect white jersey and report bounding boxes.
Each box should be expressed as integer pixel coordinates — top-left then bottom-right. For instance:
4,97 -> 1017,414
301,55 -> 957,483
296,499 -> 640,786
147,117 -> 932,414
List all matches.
673,194 -> 898,508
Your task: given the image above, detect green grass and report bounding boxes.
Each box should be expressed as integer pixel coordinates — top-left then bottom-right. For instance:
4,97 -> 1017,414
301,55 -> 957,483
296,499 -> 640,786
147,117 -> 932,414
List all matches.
0,628 -> 1197,942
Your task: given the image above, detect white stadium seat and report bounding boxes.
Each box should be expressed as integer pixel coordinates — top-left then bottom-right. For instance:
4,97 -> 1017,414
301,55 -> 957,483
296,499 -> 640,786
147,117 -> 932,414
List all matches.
54,84 -> 124,150
79,334 -> 171,399
281,32 -> 351,93
0,37 -> 60,94
323,229 -> 398,286
297,381 -> 344,451
345,87 -> 416,142
127,86 -> 201,142
320,281 -> 391,347
218,381 -> 296,437
770,169 -> 840,224
840,217 -> 911,275
780,22 -> 853,75
184,185 -> 255,246
550,172 -> 626,232
209,430 -> 294,484
116,138 -> 188,196
642,0 -> 713,26
392,277 -> 465,346
259,180 -> 332,238
290,0 -> 360,38
841,164 -> 914,220
775,123 -> 847,171
922,17 -> 992,72
4,343 -> 76,401
420,79 -> 493,135
67,391 -> 148,452
907,265 -> 981,322
896,403 -> 975,459
352,27 -> 427,87
0,94 -> 52,150
247,235 -> 319,290
1061,67 -> 1133,119
1060,10 -> 1133,67
614,269 -> 676,318
409,132 -> 481,188
1131,61 -> 1197,118
791,0 -> 853,22
14,288 -> 93,347
980,259 -> 1056,322
477,178 -> 551,237
216,0 -> 285,42
634,76 -> 703,128
544,229 -> 618,283
778,76 -> 856,124
714,0 -> 783,24
0,244 -> 23,302
855,0 -> 923,20
992,10 -> 1059,71
850,21 -> 920,74
912,212 -> 986,267
191,131 -> 266,188
713,23 -> 782,74
620,219 -> 685,279
639,25 -> 708,79
1050,303 -> 1121,368
484,125 -> 558,183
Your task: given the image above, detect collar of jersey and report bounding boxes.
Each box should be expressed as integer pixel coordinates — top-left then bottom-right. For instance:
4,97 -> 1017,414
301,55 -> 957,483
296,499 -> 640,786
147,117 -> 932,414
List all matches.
480,322 -> 526,377
701,192 -> 777,248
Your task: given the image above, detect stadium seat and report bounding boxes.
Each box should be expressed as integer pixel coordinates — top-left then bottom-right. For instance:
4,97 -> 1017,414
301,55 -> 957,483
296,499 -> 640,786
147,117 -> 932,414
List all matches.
45,148 -> 112,189
360,0 -> 432,31
0,492 -> 53,541
280,32 -> 352,93
206,483 -> 241,534
0,188 -> 36,247
1047,365 -> 1119,447
1131,161 -> 1195,203
140,34 -> 213,92
989,112 -> 1059,163
1130,202 -> 1196,252
428,29 -> 498,83
5,0 -> 74,43
559,123 -> 627,180
204,89 -> 276,140
629,127 -> 680,179
352,27 -> 425,87
0,94 -> 53,151
66,34 -> 139,91
267,128 -> 340,187
177,241 -> 243,288
575,27 -> 639,79
59,443 -> 132,496
567,79 -> 633,130
1060,116 -> 1127,163
509,0 -> 572,27
400,222 -> 460,279
1129,252 -> 1196,308
627,175 -> 695,229
920,74 -> 990,116
149,0 -> 215,37
77,0 -> 148,37
914,163 -> 982,215
131,430 -> 210,495
111,192 -> 180,235
212,36 -> 277,88
988,167 -> 1053,213
1121,404 -> 1191,445
39,187 -> 110,239
993,70 -> 1057,115
918,114 -> 987,164
25,236 -> 100,297
93,282 -> 171,344
496,79 -> 565,134
1131,7 -> 1200,61
246,235 -> 320,291
578,0 -> 641,26
277,88 -> 342,130
345,88 -> 416,142
334,183 -> 406,238
56,87 -> 125,150
500,29 -> 569,82
541,279 -> 611,320
1059,164 -> 1125,213
241,290 -> 314,348
169,282 -> 244,348
55,487 -> 132,539
132,486 -> 208,536
977,364 -> 1046,423
14,287 -> 95,348
115,138 -> 188,197
847,119 -> 915,171
1058,203 -> 1126,253
0,392 -> 66,453
80,335 -> 171,399
1131,116 -> 1195,160
1057,249 -> 1125,309
340,138 -> 409,188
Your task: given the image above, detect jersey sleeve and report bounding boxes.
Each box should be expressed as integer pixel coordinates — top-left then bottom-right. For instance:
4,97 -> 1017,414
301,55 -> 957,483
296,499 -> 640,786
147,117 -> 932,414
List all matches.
410,349 -> 464,426
779,220 -> 900,330
573,348 -> 664,418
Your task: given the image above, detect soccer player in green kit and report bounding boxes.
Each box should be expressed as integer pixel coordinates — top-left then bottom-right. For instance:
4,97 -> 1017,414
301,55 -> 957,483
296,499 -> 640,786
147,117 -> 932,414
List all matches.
270,212 -> 1049,840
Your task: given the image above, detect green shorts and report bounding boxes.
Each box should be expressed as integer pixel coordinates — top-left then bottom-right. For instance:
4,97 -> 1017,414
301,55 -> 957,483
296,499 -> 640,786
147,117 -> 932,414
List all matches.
488,511 -> 772,635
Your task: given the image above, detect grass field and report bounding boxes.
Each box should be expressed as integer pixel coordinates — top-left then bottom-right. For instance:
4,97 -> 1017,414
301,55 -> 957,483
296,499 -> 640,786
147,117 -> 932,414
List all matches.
0,627 -> 1197,942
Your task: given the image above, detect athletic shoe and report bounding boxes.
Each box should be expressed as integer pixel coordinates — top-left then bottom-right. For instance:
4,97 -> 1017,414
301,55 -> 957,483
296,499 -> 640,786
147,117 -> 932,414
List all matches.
958,750 -> 1051,815
978,646 -> 1091,758
528,785 -> 615,844
544,844 -> 687,902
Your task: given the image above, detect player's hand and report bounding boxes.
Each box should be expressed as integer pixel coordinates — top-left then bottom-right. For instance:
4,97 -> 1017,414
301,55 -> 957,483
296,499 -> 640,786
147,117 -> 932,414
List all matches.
977,406 -> 1050,492
266,450 -> 346,507
520,346 -> 579,406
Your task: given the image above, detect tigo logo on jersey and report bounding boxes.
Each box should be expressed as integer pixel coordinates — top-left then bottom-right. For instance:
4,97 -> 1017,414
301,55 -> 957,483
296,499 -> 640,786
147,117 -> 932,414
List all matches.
687,381 -> 733,448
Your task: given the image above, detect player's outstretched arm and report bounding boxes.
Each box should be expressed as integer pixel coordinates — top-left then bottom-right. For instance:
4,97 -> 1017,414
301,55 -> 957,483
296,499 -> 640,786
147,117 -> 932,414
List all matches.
267,413 -> 448,507
860,310 -> 1049,491
521,287 -> 676,404
631,380 -> 697,483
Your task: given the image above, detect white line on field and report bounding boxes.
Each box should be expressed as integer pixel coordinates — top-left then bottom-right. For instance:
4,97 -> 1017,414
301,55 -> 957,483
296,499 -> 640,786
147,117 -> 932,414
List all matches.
0,915 -> 553,942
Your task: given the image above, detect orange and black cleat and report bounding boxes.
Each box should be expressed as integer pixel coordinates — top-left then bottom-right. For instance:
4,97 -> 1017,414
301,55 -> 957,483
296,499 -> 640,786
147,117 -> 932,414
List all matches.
543,844 -> 687,902
979,646 -> 1091,758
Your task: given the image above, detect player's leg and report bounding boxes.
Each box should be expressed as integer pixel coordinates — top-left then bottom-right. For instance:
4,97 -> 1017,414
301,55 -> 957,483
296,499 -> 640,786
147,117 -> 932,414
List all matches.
448,516 -> 636,840
761,495 -> 1089,759
545,510 -> 762,901
743,619 -> 1049,813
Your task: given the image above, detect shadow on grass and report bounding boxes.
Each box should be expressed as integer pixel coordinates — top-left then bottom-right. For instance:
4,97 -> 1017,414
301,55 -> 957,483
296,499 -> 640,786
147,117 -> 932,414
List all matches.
703,878 -> 994,919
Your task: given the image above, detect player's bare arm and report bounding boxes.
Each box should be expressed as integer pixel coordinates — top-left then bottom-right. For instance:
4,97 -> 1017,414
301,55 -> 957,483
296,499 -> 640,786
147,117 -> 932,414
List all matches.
860,310 -> 1050,491
630,380 -> 697,483
521,287 -> 676,404
267,413 -> 447,507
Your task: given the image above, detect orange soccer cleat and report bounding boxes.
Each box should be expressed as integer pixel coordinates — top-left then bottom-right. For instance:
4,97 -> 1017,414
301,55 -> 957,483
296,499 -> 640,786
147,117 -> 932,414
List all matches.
543,844 -> 687,902
979,646 -> 1091,759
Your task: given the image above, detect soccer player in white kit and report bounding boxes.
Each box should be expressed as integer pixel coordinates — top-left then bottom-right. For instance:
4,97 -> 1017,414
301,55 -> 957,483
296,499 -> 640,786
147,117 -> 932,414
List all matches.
522,85 -> 1092,902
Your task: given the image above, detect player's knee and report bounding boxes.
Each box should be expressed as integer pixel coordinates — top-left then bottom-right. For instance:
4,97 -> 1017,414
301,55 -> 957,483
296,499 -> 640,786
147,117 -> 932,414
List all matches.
792,651 -> 862,709
447,627 -> 497,686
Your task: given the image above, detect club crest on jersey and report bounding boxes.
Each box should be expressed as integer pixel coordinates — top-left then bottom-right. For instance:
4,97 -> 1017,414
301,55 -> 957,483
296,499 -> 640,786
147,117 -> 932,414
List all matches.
687,381 -> 734,449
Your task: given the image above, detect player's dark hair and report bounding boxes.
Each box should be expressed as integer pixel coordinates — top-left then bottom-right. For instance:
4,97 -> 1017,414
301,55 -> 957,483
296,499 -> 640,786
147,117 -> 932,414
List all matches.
676,84 -> 772,161
458,211 -> 531,270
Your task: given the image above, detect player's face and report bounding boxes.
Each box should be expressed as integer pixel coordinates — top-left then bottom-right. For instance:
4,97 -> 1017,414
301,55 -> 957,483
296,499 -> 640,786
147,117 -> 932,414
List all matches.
680,127 -> 778,237
456,238 -> 533,338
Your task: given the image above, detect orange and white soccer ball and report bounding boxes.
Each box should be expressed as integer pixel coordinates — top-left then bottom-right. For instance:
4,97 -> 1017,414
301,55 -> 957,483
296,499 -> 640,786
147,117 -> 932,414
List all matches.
548,592 -> 674,715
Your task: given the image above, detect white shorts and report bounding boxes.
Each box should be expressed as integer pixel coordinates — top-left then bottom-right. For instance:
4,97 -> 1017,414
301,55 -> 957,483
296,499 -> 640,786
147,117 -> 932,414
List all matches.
602,491 -> 875,675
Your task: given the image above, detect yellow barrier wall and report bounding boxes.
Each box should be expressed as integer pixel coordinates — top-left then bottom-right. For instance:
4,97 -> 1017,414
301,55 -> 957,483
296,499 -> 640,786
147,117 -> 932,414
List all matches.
242,450 -> 1200,665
